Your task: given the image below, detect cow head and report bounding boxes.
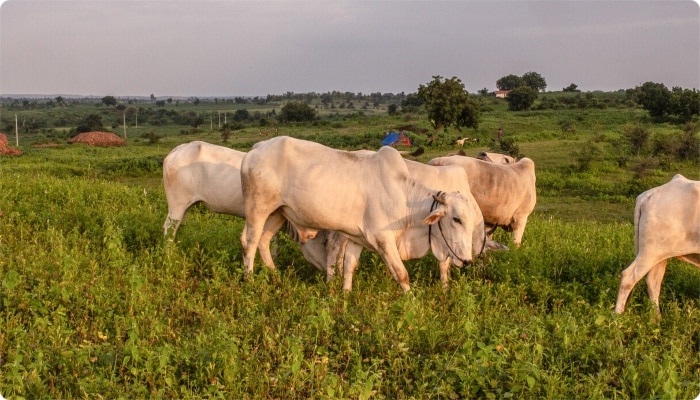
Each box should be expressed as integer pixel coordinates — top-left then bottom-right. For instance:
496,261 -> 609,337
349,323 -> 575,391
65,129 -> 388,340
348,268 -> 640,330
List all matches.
423,191 -> 475,268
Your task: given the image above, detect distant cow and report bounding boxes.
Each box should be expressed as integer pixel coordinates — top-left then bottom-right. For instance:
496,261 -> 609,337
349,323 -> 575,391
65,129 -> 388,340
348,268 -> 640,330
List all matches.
240,136 -> 482,291
161,141 -> 331,271
614,174 -> 700,314
476,151 -> 516,164
429,155 -> 536,247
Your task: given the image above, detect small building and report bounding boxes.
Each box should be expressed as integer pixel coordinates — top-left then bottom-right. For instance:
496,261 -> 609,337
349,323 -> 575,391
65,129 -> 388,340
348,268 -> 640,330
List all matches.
494,90 -> 511,99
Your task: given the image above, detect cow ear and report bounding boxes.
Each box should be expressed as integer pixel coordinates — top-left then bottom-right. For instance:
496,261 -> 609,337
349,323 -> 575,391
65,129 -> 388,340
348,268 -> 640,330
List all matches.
423,209 -> 445,225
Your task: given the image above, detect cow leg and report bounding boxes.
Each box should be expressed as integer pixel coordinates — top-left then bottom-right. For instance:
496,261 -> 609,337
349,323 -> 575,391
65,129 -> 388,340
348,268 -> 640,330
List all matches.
341,242 -> 363,290
645,259 -> 668,315
677,254 -> 700,268
325,234 -> 349,282
163,216 -> 182,238
256,212 -> 286,269
242,212 -> 271,274
376,236 -> 411,292
438,258 -> 452,288
163,204 -> 190,237
615,255 -> 660,314
511,215 -> 529,248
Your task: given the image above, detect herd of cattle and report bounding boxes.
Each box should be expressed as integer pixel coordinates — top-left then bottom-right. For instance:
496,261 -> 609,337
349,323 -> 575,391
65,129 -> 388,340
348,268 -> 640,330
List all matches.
162,137 -> 699,315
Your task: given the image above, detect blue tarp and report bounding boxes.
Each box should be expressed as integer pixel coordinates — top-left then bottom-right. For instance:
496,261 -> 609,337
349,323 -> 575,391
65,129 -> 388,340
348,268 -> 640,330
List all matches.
381,132 -> 401,146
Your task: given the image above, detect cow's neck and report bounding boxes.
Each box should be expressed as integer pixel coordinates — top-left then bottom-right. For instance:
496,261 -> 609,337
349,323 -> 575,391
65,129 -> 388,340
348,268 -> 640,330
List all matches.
404,179 -> 439,227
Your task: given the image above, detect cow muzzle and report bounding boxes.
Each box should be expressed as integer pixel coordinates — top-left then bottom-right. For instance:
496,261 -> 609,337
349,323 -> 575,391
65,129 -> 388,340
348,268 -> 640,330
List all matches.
462,259 -> 473,268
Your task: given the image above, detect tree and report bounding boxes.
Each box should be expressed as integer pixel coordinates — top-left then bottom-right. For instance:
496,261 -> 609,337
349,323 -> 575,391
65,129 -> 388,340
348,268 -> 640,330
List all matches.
387,104 -> 398,115
233,109 -> 251,122
496,74 -> 525,90
75,113 -> 104,134
562,83 -> 580,92
279,102 -> 316,122
400,93 -> 424,113
634,82 -> 671,119
417,75 -> 480,131
506,86 -> 538,111
522,71 -> 547,92
101,95 -> 117,107
669,87 -> 700,123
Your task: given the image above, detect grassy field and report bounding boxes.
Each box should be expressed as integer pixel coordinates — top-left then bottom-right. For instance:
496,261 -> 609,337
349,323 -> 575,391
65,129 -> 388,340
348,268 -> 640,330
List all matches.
1,99 -> 699,398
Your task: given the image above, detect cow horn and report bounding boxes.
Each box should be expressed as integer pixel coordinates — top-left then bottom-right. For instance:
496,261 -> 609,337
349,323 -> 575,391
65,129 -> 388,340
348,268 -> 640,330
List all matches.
432,192 -> 447,205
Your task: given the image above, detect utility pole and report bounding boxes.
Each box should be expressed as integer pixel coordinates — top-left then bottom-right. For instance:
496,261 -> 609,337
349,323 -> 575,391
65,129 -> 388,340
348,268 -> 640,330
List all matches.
15,114 -> 19,146
123,112 -> 127,139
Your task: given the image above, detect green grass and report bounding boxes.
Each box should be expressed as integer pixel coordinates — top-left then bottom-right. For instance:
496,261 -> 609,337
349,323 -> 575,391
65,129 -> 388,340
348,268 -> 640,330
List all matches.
1,104 -> 699,398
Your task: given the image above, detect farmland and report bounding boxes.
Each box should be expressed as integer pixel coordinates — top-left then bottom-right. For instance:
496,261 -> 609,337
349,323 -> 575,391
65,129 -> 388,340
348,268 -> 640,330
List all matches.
1,93 -> 699,398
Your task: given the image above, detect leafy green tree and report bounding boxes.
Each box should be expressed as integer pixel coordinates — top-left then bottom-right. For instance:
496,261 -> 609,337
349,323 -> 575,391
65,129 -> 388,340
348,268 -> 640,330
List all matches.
496,74 -> 524,90
506,86 -> 538,111
522,71 -> 547,92
280,102 -> 316,122
669,87 -> 700,123
387,104 -> 398,115
101,96 -> 117,107
634,82 -> 671,119
417,75 -> 480,131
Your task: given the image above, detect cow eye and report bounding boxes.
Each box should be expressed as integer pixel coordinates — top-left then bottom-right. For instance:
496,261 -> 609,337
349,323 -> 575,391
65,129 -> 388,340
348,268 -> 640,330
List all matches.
453,217 -> 462,225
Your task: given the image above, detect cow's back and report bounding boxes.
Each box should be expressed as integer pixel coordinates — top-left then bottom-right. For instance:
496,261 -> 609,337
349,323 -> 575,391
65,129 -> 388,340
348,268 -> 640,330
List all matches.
635,174 -> 700,257
163,141 -> 246,216
431,156 -> 536,225
242,137 -> 412,241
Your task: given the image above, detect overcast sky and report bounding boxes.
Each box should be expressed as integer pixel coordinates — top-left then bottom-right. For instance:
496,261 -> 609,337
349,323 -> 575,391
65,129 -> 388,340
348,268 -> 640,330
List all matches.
0,0 -> 698,97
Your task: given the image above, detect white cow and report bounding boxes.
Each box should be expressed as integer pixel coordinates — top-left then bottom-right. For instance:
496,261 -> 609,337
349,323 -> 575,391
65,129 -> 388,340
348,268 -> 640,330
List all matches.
162,141 -> 333,271
614,174 -> 700,314
326,157 -> 507,290
240,136 -> 481,291
429,155 -> 536,247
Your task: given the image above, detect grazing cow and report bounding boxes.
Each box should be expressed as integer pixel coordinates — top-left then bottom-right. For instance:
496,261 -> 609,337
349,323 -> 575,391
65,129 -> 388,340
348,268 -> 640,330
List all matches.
476,151 -> 516,164
240,136 -> 481,291
324,157 -> 507,290
162,141 -> 329,271
428,155 -> 536,247
455,138 -> 467,147
162,141 -> 246,236
614,174 -> 700,314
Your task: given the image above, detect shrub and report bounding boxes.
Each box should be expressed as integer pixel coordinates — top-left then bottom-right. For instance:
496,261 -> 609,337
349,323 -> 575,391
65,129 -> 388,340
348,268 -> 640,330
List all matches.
621,122 -> 651,156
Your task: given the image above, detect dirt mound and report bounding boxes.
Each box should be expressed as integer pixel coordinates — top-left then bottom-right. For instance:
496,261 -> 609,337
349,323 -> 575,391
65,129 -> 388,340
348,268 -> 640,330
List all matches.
68,131 -> 126,147
0,133 -> 22,156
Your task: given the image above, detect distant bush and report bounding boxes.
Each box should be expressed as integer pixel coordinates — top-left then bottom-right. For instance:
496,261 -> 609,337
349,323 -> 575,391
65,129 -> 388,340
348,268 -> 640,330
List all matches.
279,102 -> 316,123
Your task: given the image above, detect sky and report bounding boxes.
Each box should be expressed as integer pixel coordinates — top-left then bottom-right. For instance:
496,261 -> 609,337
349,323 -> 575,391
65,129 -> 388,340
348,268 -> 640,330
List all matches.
0,0 -> 698,97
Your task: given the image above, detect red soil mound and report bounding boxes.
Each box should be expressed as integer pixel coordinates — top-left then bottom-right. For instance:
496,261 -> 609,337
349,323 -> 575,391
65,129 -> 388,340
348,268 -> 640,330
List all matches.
0,133 -> 22,156
68,131 -> 126,147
